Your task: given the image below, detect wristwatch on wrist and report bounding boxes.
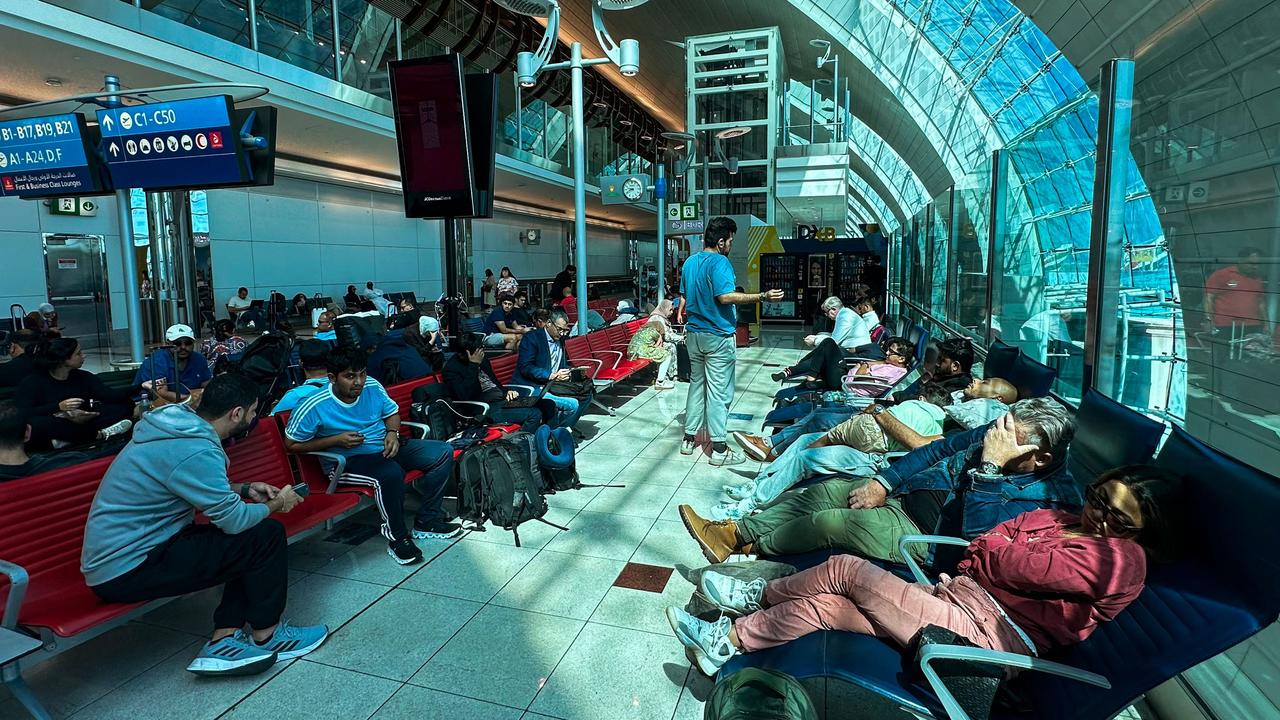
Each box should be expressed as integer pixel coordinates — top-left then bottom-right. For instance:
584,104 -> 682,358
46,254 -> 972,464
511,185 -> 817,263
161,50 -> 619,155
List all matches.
758,291 -> 766,302
869,404 -> 886,416
979,461 -> 1001,476
238,484 -> 252,499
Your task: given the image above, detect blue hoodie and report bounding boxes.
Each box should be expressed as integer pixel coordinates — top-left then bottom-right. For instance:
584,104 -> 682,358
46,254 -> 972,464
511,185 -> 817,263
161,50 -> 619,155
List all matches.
81,404 -> 269,586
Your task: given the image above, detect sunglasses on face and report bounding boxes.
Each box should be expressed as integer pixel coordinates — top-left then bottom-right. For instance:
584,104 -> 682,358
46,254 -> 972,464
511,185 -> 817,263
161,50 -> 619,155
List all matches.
1085,484 -> 1141,534
174,339 -> 195,347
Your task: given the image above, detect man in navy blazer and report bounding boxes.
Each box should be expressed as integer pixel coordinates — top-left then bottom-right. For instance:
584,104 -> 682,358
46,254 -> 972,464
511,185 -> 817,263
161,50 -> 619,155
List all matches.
512,308 -> 587,431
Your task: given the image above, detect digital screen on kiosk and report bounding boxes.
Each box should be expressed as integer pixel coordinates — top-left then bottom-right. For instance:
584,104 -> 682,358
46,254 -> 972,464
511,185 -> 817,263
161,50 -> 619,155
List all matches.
388,55 -> 476,219
0,113 -> 104,197
97,95 -> 247,191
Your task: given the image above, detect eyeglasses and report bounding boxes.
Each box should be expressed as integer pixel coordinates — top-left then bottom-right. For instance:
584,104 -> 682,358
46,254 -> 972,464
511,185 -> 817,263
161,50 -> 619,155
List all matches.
1084,484 -> 1141,533
551,324 -> 570,332
174,339 -> 195,347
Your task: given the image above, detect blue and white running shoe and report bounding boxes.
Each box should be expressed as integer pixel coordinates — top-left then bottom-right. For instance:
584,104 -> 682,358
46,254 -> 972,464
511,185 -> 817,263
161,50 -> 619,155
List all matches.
186,631 -> 277,676
255,620 -> 330,661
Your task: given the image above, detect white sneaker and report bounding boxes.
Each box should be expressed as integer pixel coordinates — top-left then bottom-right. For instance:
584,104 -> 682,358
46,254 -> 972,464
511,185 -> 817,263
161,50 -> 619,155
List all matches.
698,571 -> 766,617
709,449 -> 746,467
97,419 -> 133,441
709,498 -> 755,522
665,607 -> 738,676
680,439 -> 697,455
654,380 -> 676,391
722,480 -> 756,501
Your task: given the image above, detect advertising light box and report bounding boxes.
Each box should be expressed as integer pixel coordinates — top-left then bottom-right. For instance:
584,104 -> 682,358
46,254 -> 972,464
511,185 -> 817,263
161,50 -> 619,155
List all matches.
97,95 -> 247,191
0,113 -> 105,198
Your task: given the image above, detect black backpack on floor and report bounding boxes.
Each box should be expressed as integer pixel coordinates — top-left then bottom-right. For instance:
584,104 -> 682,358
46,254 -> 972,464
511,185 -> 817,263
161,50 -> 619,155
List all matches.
456,432 -> 561,546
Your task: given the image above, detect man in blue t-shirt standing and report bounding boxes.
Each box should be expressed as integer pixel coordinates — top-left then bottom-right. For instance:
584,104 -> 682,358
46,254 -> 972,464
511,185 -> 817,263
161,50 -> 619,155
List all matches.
679,217 -> 783,465
283,347 -> 458,565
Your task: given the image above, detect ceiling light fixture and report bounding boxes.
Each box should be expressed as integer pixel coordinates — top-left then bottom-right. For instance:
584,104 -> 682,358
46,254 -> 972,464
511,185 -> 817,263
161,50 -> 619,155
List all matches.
44,78 -> 63,87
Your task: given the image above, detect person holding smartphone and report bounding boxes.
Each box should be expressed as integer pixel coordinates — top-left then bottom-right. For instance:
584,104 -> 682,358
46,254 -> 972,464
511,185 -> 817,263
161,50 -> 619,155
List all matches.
15,337 -> 136,450
678,217 -> 783,465
512,308 -> 592,435
82,373 -> 328,677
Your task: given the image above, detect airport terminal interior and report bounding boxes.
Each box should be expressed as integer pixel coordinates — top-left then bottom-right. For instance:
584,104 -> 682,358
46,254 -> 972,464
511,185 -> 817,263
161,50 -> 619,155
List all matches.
0,0 -> 1278,719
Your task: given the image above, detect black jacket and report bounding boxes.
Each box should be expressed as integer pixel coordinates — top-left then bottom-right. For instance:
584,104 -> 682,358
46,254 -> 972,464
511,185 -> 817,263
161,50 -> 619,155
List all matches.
0,354 -> 35,389
442,354 -> 505,402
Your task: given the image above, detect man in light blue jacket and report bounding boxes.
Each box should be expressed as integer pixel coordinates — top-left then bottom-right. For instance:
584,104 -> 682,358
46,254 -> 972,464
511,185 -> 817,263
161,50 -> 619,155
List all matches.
82,373 -> 328,677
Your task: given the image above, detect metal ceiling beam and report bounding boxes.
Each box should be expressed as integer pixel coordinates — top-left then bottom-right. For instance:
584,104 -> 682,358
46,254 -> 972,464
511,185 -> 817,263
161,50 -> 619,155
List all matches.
457,0 -> 491,58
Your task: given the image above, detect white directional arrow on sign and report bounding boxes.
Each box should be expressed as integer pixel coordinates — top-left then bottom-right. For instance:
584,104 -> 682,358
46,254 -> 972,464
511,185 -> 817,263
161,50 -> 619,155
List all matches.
109,142 -> 119,157
102,115 -> 114,131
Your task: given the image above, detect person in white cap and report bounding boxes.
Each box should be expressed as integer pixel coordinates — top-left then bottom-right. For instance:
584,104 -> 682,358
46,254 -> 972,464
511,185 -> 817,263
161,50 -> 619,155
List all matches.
134,324 -> 213,405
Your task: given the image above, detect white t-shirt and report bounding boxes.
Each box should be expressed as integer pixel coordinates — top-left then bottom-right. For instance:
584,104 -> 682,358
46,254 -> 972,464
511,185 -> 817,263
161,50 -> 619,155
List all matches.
227,294 -> 251,310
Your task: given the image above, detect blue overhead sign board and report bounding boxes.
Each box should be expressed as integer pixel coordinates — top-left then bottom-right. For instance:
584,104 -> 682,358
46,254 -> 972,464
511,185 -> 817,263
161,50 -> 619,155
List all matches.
97,95 -> 246,191
0,113 -> 104,197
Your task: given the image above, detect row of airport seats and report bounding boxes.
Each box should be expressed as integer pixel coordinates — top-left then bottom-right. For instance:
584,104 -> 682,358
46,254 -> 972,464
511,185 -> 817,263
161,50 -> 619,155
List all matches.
0,319 -> 653,714
724,340 -> 1280,719
458,299 -> 625,339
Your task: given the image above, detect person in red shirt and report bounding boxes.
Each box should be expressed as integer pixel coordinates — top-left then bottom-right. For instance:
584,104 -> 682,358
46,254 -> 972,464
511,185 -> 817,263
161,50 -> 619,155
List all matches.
1204,247 -> 1267,335
557,286 -> 576,310
666,465 -> 1185,675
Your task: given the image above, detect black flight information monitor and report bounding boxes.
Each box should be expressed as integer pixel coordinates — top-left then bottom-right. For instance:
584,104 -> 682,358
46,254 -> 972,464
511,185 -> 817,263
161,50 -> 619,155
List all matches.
0,113 -> 104,197
97,95 -> 247,191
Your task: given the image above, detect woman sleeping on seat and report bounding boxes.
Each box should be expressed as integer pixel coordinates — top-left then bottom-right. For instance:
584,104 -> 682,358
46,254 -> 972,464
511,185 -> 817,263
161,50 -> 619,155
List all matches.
667,465 -> 1184,676
771,336 -> 914,405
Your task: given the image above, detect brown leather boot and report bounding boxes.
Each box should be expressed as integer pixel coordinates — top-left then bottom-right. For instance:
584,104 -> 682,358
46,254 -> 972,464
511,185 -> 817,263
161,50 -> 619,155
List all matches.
679,505 -> 740,563
731,432 -> 776,462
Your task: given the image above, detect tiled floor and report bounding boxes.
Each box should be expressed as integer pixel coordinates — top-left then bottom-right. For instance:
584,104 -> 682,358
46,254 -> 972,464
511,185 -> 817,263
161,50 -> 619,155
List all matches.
1,339 -> 809,720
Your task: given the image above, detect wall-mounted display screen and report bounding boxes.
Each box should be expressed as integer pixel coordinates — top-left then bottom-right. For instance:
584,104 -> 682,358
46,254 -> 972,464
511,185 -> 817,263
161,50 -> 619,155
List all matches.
388,55 -> 476,219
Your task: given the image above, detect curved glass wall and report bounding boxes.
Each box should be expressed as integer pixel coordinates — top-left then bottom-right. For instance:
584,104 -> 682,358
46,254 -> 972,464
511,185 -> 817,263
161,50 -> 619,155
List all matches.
791,0 -> 1185,417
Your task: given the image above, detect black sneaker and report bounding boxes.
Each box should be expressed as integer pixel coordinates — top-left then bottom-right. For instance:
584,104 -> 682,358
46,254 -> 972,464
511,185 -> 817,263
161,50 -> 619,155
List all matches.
387,538 -> 424,565
770,370 -> 789,382
412,521 -> 464,540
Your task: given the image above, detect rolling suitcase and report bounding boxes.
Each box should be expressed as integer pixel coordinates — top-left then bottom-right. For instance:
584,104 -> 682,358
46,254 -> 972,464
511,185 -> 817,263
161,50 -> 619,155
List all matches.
676,341 -> 690,382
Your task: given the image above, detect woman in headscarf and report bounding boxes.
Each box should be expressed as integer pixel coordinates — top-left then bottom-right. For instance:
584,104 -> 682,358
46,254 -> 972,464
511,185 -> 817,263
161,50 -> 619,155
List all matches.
626,299 -> 682,390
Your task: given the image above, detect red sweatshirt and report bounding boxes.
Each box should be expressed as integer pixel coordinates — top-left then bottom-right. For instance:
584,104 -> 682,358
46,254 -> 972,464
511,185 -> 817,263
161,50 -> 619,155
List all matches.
958,508 -> 1147,652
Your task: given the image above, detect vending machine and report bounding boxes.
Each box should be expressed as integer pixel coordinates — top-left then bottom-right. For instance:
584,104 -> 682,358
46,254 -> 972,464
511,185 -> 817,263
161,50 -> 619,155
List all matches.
758,250 -> 873,327
760,253 -> 804,321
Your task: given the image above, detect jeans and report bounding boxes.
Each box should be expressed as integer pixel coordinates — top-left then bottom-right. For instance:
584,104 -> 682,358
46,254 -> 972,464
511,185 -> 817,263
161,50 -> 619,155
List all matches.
545,392 -> 585,428
769,408 -> 859,452
684,332 -> 736,442
752,432 -> 886,505
332,438 -> 454,541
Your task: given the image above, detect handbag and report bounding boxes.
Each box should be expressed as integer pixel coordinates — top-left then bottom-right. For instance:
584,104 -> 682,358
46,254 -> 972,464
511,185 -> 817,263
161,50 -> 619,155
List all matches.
904,625 -> 1003,720
546,377 -> 594,400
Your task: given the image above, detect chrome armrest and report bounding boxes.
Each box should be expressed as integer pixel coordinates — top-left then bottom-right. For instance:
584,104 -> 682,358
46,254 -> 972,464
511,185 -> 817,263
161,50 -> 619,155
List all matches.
402,421 -> 430,438
588,350 -> 623,369
919,645 -> 1109,720
307,451 -> 348,494
898,534 -> 970,586
0,560 -> 29,630
574,357 -> 605,377
447,400 -> 491,416
842,378 -> 892,389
